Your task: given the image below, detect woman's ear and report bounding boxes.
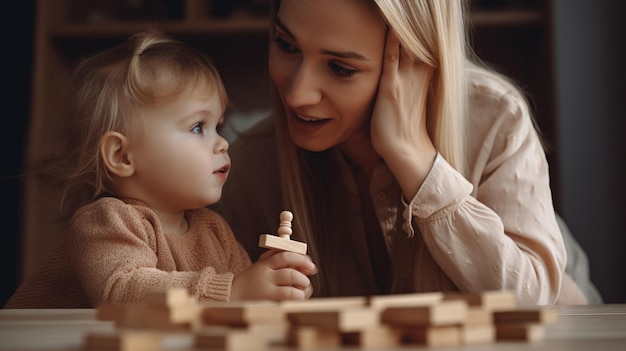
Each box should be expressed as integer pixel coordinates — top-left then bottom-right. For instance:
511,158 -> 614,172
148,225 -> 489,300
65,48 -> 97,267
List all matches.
100,131 -> 134,178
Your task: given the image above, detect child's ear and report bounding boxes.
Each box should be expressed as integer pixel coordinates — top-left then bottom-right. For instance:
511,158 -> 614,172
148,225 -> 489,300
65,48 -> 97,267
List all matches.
100,131 -> 134,178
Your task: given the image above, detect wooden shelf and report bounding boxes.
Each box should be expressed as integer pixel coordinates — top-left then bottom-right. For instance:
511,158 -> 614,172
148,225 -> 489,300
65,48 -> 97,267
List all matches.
471,9 -> 544,27
45,8 -> 544,40
49,18 -> 270,38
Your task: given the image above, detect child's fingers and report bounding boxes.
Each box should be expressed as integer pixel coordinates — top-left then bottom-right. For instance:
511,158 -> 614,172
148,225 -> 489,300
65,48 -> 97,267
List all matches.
303,284 -> 314,299
274,268 -> 310,290
264,251 -> 318,275
273,285 -> 307,301
258,248 -> 281,260
262,268 -> 311,301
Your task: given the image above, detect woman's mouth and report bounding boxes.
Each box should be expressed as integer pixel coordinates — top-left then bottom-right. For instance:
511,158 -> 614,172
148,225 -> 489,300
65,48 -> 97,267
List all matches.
295,113 -> 327,122
287,110 -> 337,151
291,112 -> 331,134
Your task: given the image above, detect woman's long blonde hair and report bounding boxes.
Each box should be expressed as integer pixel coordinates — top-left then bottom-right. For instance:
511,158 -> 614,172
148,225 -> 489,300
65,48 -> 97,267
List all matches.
269,0 -> 529,296
48,29 -> 228,217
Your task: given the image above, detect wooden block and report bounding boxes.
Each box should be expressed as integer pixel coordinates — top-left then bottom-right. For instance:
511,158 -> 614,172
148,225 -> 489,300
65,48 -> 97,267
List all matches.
381,300 -> 468,327
245,323 -> 289,344
145,302 -> 201,325
195,328 -> 267,350
402,325 -> 461,347
142,287 -> 193,307
496,323 -> 545,342
116,304 -> 151,329
280,296 -> 367,312
96,304 -> 125,322
287,307 -> 379,332
465,307 -> 493,325
461,324 -> 496,345
288,326 -> 341,349
202,301 -> 285,326
341,326 -> 402,348
113,289 -> 201,331
368,292 -> 443,310
442,290 -> 517,310
493,307 -> 559,324
117,303 -> 197,331
258,234 -> 307,254
258,210 -> 307,254
84,331 -> 160,351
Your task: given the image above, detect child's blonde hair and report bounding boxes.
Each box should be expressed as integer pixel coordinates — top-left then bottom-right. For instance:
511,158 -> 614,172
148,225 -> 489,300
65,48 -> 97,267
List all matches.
50,30 -> 228,216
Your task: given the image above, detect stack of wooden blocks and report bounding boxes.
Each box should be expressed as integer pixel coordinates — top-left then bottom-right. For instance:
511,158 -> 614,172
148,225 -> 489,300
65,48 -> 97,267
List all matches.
84,212 -> 558,349
83,288 -> 558,350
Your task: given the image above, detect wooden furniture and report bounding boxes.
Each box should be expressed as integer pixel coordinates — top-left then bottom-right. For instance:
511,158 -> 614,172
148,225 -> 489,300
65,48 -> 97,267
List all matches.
19,0 -> 557,283
1,304 -> 625,350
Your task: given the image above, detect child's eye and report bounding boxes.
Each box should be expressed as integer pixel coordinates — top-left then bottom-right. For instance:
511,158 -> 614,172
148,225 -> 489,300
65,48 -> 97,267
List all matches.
216,123 -> 225,136
273,35 -> 299,54
191,123 -> 204,134
329,62 -> 357,78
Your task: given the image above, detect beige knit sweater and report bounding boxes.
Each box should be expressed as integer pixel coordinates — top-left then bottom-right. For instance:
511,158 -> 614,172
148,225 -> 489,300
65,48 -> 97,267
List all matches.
5,197 -> 252,308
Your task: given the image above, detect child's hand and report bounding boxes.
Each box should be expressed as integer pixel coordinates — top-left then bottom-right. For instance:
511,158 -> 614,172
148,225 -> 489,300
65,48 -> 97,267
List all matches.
230,250 -> 318,301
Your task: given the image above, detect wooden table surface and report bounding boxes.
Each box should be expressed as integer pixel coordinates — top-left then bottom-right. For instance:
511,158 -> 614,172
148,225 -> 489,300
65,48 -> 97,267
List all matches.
1,304 -> 625,350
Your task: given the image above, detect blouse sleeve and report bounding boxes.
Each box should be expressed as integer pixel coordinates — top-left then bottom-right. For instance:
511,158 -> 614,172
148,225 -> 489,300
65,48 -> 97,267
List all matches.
401,89 -> 566,305
68,199 -> 235,305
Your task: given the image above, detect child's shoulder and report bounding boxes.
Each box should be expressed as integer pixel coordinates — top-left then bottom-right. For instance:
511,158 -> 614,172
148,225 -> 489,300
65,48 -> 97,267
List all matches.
71,197 -> 158,224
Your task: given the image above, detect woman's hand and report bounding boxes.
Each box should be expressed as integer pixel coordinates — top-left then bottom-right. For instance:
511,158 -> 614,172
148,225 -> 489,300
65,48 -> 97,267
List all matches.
371,29 -> 437,199
230,250 -> 318,301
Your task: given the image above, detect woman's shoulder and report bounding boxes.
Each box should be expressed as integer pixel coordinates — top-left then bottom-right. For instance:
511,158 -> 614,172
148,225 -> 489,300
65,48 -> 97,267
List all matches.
466,66 -> 532,127
467,67 -> 528,108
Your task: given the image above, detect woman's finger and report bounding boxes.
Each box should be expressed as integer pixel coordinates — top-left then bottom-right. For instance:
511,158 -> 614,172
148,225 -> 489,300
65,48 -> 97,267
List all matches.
381,29 -> 401,81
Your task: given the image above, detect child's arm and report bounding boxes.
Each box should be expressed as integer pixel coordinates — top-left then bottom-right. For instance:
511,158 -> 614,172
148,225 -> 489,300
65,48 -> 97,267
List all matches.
66,199 -> 241,305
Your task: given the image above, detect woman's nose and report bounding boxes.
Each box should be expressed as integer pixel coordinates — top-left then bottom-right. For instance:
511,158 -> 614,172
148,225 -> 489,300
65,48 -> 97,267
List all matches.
284,62 -> 322,108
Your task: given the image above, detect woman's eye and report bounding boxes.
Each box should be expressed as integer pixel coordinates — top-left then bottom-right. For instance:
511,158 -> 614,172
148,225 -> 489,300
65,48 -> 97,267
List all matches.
191,123 -> 204,134
273,36 -> 299,54
329,62 -> 357,78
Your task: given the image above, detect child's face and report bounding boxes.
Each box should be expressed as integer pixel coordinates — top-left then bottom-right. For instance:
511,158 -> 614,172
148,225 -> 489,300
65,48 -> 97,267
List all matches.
129,87 -> 229,212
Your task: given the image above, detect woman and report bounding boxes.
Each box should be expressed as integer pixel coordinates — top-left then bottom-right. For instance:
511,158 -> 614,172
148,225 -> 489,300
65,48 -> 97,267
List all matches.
217,0 -> 586,305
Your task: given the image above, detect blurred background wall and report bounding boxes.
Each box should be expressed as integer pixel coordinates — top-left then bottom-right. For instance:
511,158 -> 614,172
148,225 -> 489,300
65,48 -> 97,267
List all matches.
552,0 -> 626,303
1,1 -> 33,307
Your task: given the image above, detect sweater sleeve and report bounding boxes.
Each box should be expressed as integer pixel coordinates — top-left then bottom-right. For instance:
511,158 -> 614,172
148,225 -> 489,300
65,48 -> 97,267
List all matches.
221,223 -> 253,276
197,208 -> 253,277
402,89 -> 566,305
68,198 -> 239,305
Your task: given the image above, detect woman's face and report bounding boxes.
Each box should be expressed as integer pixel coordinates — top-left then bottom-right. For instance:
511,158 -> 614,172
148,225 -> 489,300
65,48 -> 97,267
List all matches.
269,0 -> 387,152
